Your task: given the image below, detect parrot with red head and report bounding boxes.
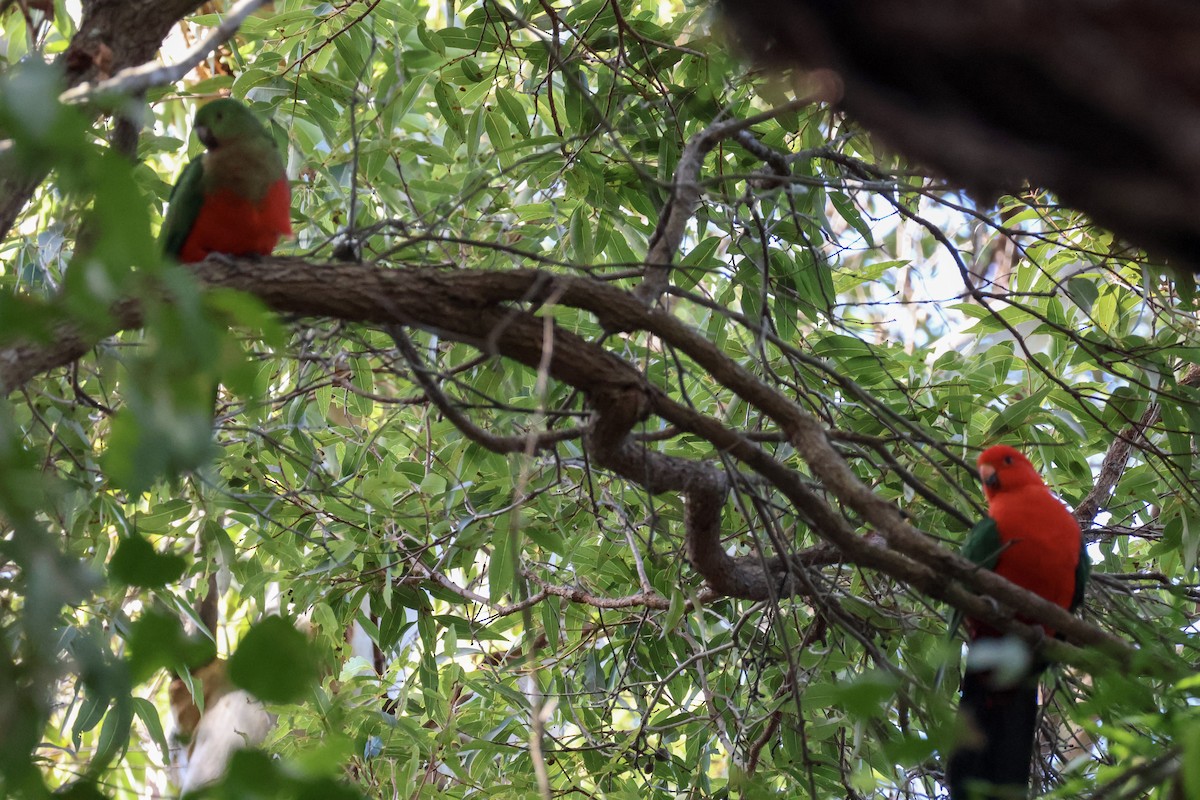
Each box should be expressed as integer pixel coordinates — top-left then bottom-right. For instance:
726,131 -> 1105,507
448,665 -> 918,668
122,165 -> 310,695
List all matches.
161,98 -> 291,263
946,445 -> 1089,800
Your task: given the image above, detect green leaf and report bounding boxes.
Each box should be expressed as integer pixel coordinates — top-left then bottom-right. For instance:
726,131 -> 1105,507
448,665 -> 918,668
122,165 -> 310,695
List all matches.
985,386 -> 1050,439
434,80 -> 464,136
125,609 -> 214,683
495,87 -> 529,133
73,693 -> 107,743
1065,277 -> 1099,314
108,535 -> 186,588
54,781 -> 111,800
485,110 -> 514,167
489,519 -> 518,604
827,671 -> 899,719
1183,717 -> 1200,800
829,191 -> 874,248
132,697 -> 169,761
415,21 -> 445,55
210,749 -> 365,799
91,697 -> 133,772
227,616 -> 319,704
569,204 -> 593,263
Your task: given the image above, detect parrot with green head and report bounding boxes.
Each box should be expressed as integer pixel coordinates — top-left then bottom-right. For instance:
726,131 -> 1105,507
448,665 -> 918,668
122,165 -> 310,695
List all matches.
161,98 -> 291,262
946,445 -> 1089,800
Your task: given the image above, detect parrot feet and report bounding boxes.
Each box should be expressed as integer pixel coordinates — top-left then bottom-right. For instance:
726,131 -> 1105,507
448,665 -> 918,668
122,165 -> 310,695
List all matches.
201,252 -> 238,267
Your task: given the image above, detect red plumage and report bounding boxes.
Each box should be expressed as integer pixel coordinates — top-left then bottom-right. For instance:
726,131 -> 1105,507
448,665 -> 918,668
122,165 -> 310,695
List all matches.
972,444 -> 1081,638
947,445 -> 1087,799
177,179 -> 292,264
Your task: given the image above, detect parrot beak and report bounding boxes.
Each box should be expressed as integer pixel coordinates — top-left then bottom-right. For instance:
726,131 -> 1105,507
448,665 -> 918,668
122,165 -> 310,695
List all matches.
979,463 -> 999,488
196,124 -> 218,149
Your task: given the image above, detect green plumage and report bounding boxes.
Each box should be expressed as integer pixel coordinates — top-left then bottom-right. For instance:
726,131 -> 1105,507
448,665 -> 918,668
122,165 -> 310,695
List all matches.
947,517 -> 1089,642
946,517 -> 1004,641
1070,538 -> 1090,612
161,158 -> 205,258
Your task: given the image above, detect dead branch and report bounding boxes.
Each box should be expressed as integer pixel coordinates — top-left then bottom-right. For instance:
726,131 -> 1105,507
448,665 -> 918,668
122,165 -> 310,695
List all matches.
60,0 -> 269,105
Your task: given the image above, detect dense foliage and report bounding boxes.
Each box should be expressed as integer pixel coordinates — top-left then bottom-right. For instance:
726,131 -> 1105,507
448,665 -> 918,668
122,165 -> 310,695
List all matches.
1,1 -> 1199,798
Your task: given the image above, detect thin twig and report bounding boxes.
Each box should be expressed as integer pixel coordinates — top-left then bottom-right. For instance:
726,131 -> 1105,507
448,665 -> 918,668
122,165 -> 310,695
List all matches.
1075,362 -> 1200,528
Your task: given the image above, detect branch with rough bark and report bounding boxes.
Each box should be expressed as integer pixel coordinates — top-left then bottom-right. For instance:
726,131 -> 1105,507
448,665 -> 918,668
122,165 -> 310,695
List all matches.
0,258 -> 1145,676
0,0 -> 258,240
59,0 -> 269,105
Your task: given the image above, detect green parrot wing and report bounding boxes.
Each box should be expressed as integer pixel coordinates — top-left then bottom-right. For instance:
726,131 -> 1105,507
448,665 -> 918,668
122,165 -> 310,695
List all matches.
959,516 -> 1004,570
946,517 -> 1003,641
1071,538 -> 1090,613
160,156 -> 205,258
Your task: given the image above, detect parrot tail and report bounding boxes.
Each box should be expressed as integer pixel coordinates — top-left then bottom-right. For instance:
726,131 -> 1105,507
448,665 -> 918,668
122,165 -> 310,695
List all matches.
946,667 -> 1041,799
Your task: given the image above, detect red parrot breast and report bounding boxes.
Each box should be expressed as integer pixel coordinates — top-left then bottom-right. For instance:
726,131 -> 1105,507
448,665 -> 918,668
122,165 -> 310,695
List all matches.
972,445 -> 1081,638
177,178 -> 292,263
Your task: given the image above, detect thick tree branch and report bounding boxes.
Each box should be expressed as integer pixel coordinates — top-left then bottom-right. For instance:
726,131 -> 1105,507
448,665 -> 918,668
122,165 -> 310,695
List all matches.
0,299 -> 141,395
0,259 -> 1143,672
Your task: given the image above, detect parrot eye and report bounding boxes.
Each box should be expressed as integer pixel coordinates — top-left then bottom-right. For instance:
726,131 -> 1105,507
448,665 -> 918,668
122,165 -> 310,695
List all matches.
1003,455 -> 1013,465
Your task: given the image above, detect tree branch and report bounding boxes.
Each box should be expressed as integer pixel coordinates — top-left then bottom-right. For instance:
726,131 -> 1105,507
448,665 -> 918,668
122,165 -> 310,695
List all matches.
387,324 -> 584,454
59,0 -> 270,105
0,259 -> 1145,673
1075,362 -> 1200,528
637,98 -> 813,305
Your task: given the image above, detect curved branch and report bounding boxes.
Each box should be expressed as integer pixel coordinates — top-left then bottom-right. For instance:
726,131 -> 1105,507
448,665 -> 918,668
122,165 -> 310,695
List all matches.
584,381 -> 800,599
1,259 -> 1142,671
637,98 -> 813,304
388,325 -> 583,455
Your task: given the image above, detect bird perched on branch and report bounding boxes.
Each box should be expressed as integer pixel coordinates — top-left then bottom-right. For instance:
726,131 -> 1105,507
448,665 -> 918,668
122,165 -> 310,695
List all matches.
946,445 -> 1089,800
161,98 -> 291,263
